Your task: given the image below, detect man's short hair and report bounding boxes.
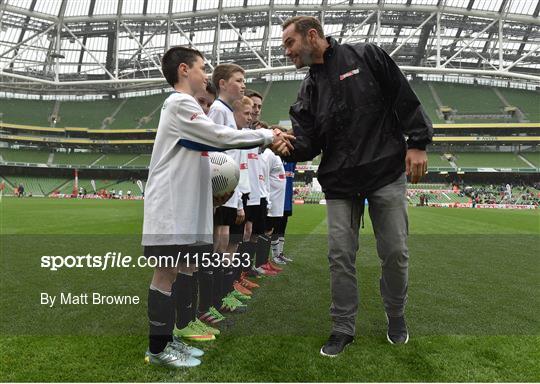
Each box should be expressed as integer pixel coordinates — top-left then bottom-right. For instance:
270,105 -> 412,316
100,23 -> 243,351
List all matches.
232,96 -> 254,109
212,63 -> 245,93
162,46 -> 204,87
245,89 -> 263,101
282,16 -> 325,39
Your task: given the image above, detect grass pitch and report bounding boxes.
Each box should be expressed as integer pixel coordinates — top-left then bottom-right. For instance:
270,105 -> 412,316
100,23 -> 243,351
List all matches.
0,198 -> 539,382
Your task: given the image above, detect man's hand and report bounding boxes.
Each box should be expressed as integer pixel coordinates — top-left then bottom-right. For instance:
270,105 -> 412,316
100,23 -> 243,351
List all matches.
270,129 -> 295,156
213,191 -> 234,207
235,208 -> 245,225
405,149 -> 428,184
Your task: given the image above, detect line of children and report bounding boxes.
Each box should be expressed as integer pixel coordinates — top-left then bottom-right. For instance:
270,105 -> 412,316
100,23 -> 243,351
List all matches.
142,46 -> 293,369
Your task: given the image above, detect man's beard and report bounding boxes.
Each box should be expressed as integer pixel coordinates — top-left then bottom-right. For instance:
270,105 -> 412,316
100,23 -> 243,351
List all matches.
297,38 -> 315,68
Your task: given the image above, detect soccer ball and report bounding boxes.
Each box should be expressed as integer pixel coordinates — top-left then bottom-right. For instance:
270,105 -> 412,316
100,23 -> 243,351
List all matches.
209,152 -> 239,198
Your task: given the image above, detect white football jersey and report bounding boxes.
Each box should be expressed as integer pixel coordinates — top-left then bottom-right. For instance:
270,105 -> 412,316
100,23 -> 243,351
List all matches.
262,148 -> 286,217
246,146 -> 262,206
208,99 -> 242,210
142,92 -> 273,246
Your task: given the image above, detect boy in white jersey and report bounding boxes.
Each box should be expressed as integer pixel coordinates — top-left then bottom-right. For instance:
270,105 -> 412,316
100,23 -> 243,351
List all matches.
243,90 -> 283,276
142,46 -> 292,369
202,63 -> 248,317
264,126 -> 288,265
172,82 -> 220,344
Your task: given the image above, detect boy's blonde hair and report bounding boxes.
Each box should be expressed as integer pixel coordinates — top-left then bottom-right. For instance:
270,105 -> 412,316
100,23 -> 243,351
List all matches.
232,96 -> 254,109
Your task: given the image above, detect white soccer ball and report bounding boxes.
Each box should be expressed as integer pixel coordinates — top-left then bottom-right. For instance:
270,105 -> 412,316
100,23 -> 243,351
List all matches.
209,152 -> 240,198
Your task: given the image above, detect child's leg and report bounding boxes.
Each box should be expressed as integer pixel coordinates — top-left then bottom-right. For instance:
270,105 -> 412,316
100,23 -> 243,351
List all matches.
148,266 -> 177,354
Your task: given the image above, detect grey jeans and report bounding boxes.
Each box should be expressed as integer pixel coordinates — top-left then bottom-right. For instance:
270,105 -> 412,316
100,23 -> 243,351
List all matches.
326,173 -> 409,336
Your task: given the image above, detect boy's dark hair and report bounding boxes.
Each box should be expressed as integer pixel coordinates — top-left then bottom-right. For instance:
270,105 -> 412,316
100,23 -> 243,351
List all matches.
282,16 -> 325,39
255,120 -> 269,129
245,89 -> 263,101
206,81 -> 217,97
162,46 -> 204,87
212,63 -> 245,93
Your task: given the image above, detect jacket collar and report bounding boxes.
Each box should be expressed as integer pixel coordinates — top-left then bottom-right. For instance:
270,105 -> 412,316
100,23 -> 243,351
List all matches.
310,37 -> 339,74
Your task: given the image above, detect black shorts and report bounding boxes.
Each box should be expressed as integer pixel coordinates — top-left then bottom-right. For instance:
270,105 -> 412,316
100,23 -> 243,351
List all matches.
265,216 -> 281,232
214,206 -> 237,226
143,244 -> 212,265
246,198 -> 268,235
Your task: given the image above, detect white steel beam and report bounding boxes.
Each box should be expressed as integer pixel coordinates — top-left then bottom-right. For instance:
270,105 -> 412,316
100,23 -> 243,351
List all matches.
441,18 -> 498,67
171,20 -> 214,71
342,11 -> 375,44
63,24 -> 116,79
390,12 -> 436,57
121,21 -> 163,76
1,24 -> 56,69
222,14 -> 269,68
2,64 -> 539,86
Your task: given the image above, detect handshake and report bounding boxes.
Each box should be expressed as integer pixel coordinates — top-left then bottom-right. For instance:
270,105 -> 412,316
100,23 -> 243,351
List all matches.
269,128 -> 295,157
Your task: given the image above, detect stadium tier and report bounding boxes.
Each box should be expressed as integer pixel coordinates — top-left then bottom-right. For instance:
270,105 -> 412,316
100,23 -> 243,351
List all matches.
58,99 -> 123,129
521,152 -> 540,168
0,148 -> 50,163
92,154 -> 140,167
1,175 -> 70,196
408,81 -> 445,124
2,82 -> 537,128
427,153 -> 452,168
53,152 -> 103,166
107,93 -> 166,129
126,154 -> 151,167
453,152 -> 532,169
434,83 -> 504,115
498,88 -> 540,123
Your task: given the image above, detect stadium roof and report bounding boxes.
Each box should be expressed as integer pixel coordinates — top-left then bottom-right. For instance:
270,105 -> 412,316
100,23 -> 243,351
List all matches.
0,0 -> 539,94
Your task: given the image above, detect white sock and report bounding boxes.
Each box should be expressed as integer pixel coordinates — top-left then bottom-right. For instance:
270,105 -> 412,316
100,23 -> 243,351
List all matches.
149,284 -> 172,296
278,237 -> 285,255
271,239 -> 280,258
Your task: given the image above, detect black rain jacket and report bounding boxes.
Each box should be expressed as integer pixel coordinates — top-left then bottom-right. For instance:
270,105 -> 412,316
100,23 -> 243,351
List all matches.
285,37 -> 433,199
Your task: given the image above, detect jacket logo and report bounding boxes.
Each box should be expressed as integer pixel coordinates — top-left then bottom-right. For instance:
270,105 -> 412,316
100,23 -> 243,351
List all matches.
248,153 -> 258,159
240,163 -> 248,170
190,112 -> 202,120
339,68 -> 360,81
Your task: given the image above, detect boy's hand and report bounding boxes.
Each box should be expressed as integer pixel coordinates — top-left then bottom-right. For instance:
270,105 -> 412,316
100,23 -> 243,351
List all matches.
213,191 -> 234,207
270,129 -> 295,156
236,209 -> 245,224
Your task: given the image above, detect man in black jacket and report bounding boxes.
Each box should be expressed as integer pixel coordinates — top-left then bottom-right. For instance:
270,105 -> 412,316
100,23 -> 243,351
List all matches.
281,16 -> 433,356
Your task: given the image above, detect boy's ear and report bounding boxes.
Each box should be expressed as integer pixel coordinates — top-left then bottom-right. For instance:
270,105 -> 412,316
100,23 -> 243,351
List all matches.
177,62 -> 189,78
219,78 -> 226,90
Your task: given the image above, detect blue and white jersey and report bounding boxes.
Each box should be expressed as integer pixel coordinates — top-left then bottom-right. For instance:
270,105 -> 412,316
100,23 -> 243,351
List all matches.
142,92 -> 273,246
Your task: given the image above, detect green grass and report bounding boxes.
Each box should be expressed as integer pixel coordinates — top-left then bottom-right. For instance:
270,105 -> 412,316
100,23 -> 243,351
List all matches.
0,199 -> 539,382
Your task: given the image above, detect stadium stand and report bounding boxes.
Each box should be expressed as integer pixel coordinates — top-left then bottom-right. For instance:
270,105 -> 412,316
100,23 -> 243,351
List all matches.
52,152 -> 103,166
498,88 -> 540,123
409,81 -> 445,124
453,152 -> 532,169
126,154 -> 151,167
92,154 -> 139,167
58,99 -> 123,129
0,99 -> 55,126
0,148 -> 50,163
521,152 -> 540,168
2,175 -> 69,196
108,93 -> 166,129
1,82 -> 538,128
427,153 -> 453,168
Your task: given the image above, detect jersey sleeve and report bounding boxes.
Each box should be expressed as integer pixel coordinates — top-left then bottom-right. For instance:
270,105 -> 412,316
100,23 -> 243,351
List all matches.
175,96 -> 274,151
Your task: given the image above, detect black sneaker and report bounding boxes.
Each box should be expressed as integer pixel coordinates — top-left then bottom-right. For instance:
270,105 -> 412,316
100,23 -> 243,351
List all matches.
319,332 -> 354,357
386,315 -> 409,344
